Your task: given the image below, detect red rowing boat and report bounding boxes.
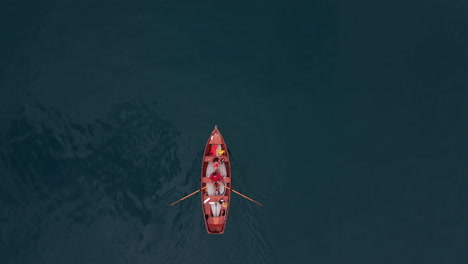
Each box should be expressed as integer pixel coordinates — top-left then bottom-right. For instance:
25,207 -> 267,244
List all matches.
169,126 -> 261,233
201,126 -> 231,234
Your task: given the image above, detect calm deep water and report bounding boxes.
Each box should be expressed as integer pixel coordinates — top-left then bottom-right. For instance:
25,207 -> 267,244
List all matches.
1,0 -> 467,263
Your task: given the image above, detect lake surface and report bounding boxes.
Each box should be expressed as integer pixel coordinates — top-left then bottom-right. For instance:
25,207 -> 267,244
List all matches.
1,0 -> 467,263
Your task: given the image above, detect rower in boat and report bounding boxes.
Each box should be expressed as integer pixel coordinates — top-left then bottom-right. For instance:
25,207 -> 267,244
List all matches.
209,171 -> 224,195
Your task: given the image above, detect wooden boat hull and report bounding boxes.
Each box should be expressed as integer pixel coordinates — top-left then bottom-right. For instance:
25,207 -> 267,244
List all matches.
201,126 -> 231,234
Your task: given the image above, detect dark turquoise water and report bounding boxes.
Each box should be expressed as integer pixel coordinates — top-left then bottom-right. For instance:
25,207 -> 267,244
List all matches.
1,0 -> 468,263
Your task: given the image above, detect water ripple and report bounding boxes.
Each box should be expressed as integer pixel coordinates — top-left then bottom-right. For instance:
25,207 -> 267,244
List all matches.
0,101 -> 273,264
0,102 -> 181,263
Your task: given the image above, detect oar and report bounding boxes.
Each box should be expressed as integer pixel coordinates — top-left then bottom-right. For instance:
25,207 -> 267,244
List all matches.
170,186 -> 207,206
219,183 -> 263,206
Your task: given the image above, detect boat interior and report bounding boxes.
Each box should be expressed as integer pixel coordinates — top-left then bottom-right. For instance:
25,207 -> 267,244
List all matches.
202,132 -> 231,234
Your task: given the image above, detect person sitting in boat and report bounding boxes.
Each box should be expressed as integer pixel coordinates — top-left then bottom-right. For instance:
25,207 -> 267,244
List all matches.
213,157 -> 220,169
210,171 -> 222,183
209,171 -> 223,194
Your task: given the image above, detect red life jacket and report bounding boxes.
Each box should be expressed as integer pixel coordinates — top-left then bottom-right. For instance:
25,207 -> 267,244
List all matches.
210,145 -> 218,156
210,173 -> 222,182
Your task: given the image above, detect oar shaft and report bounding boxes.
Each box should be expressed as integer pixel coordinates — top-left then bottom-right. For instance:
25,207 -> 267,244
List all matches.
170,186 -> 207,206
232,189 -> 263,207
220,183 -> 263,206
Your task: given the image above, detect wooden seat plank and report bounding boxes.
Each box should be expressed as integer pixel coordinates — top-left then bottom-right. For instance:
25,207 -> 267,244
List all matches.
203,155 -> 229,162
